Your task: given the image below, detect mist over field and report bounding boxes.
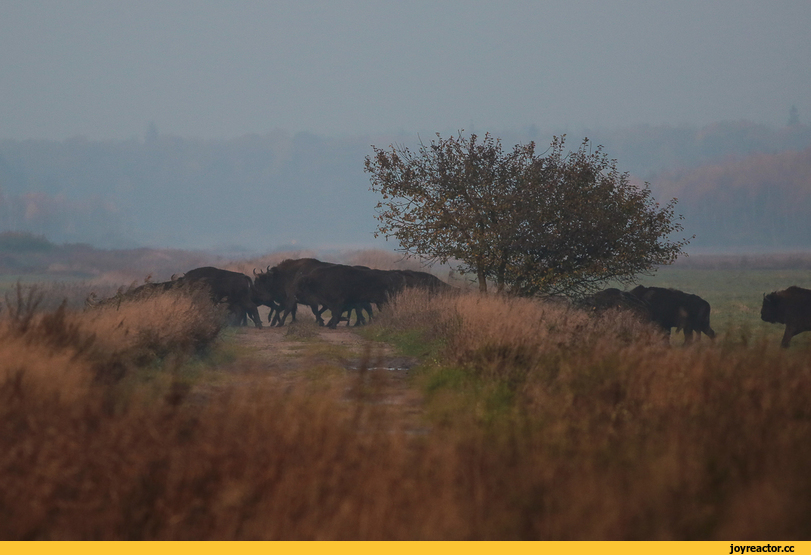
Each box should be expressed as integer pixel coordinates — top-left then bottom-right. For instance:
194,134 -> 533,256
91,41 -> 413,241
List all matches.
5,2 -> 811,540
1,1 -> 810,254
1,121 -> 811,253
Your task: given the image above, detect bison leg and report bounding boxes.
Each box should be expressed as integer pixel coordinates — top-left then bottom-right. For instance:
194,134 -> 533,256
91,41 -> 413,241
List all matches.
325,306 -> 344,329
265,300 -> 281,324
353,303 -> 375,326
343,306 -> 365,327
781,325 -> 796,348
683,327 -> 694,345
276,302 -> 297,327
247,306 -> 263,329
311,305 -> 326,326
341,309 -> 353,327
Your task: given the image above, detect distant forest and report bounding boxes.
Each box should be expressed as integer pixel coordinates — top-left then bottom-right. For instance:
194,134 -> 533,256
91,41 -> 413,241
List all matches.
1,120 -> 810,253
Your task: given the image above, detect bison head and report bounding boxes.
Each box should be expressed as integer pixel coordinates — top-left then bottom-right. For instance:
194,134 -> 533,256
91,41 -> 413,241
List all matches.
760,292 -> 784,324
251,266 -> 282,301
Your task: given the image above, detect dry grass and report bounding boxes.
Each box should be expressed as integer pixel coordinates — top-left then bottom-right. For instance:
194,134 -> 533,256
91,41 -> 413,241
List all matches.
371,289 -> 811,539
2,285 -> 811,539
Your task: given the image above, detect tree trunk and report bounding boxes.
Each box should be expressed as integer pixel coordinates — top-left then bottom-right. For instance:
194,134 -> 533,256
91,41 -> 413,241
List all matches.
496,258 -> 507,293
477,266 -> 487,294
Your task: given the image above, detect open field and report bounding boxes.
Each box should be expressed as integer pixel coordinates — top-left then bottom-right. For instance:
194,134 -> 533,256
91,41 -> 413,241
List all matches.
1,251 -> 810,539
635,266 -> 811,347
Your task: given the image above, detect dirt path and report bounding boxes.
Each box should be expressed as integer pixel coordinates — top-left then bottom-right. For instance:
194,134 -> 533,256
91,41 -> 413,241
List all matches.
226,322 -> 426,432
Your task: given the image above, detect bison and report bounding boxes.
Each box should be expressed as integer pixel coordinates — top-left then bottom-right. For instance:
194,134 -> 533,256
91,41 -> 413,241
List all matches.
579,288 -> 652,321
253,259 -> 452,328
761,286 -> 811,348
253,258 -> 335,326
180,266 -> 263,328
394,270 -> 452,293
629,285 -> 715,344
294,265 -> 401,328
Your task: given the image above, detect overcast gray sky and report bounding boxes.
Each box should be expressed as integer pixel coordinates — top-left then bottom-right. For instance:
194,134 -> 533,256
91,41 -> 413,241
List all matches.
2,0 -> 810,141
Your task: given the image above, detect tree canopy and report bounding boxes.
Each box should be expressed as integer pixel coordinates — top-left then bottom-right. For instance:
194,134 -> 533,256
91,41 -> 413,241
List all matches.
365,132 -> 689,295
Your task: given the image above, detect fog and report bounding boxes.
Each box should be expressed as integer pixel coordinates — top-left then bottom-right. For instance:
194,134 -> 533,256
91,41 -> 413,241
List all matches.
2,1 -> 809,140
1,1 -> 810,253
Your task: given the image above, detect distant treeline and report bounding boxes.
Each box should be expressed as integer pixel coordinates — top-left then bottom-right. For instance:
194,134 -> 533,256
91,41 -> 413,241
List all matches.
0,131 -> 376,250
0,231 -> 220,282
584,120 -> 811,178
1,121 -> 810,251
650,147 -> 811,249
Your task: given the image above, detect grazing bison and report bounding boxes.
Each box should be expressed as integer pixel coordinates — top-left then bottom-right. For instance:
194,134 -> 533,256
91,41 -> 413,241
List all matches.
580,288 -> 652,321
761,286 -> 811,348
629,285 -> 715,344
181,267 -> 263,328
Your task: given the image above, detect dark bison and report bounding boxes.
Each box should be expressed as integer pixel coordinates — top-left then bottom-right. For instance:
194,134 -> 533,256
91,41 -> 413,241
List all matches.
297,266 -> 398,328
314,268 -> 447,327
253,259 -> 452,328
181,266 -> 263,328
253,258 -> 334,326
579,288 -> 652,320
295,265 -> 402,328
394,270 -> 452,293
629,285 -> 715,344
761,286 -> 811,348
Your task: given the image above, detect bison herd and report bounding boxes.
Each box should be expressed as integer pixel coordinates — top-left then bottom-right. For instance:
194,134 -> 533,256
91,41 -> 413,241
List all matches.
89,258 -> 449,330
580,285 -> 716,344
252,258 -> 449,328
88,258 -> 811,348
582,284 -> 811,347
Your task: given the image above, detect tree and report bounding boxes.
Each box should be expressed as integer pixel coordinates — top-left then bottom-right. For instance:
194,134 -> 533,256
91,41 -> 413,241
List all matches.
503,137 -> 689,296
365,132 -> 689,296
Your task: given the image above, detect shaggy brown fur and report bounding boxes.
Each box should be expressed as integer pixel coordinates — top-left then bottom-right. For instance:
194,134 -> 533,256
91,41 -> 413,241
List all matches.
761,286 -> 811,347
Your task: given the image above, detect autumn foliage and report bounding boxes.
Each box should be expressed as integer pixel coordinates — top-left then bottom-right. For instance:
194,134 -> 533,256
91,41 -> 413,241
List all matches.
366,133 -> 687,295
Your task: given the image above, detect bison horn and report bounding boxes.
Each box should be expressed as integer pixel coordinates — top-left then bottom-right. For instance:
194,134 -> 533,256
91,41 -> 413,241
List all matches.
253,268 -> 258,276
267,265 -> 271,272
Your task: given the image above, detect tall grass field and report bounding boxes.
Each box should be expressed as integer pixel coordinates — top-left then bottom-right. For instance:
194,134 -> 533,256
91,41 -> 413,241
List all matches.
1,254 -> 810,539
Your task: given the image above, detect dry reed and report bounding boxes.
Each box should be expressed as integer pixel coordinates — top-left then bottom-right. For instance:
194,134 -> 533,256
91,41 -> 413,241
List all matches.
2,286 -> 811,539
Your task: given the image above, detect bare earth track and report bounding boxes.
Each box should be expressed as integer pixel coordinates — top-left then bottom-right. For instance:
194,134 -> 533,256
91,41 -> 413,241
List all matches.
226,323 -> 426,432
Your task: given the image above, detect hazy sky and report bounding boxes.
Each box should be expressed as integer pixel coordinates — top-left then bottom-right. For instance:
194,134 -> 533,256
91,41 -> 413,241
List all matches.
2,0 -> 810,141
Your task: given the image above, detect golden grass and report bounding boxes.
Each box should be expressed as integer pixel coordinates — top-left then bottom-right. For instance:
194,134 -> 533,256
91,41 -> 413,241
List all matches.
2,285 -> 811,539
81,288 -> 223,363
371,289 -> 811,539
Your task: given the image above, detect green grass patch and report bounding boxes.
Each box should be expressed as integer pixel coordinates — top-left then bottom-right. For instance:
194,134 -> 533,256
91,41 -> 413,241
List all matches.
634,266 -> 811,347
417,363 -> 517,428
360,325 -> 447,359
